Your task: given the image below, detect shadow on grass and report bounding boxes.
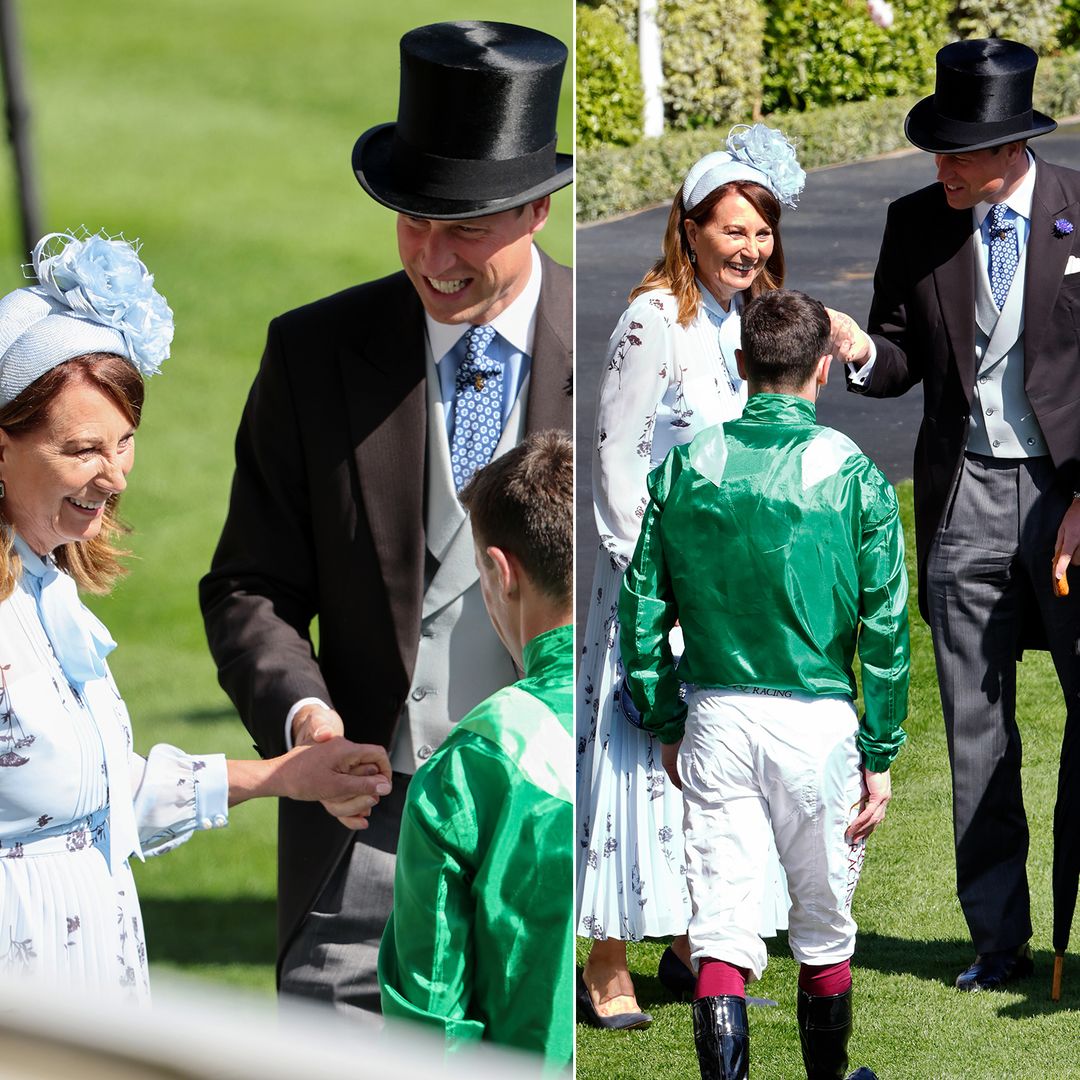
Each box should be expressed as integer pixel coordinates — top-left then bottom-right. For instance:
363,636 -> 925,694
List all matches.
856,931 -> 1079,1012
141,897 -> 275,966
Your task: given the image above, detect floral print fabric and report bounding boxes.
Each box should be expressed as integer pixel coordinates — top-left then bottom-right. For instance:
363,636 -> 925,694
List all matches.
576,287 -> 789,942
0,564 -> 227,1001
577,288 -> 747,941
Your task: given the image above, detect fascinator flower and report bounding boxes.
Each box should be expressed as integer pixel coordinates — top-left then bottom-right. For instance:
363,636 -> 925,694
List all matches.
682,124 -> 806,212
726,124 -> 806,209
31,231 -> 173,375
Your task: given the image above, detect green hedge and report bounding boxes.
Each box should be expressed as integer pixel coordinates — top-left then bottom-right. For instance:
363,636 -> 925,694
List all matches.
762,0 -> 952,113
659,0 -> 764,129
576,4 -> 644,149
577,52 -> 1080,223
954,0 -> 1062,54
577,0 -> 637,38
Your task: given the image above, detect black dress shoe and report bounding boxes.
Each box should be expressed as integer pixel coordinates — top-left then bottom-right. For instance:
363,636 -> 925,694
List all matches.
955,943 -> 1034,992
576,971 -> 652,1029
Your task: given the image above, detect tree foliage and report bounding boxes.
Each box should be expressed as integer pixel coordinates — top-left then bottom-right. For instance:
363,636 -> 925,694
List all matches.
953,0 -> 1063,54
576,3 -> 644,150
659,0 -> 764,129
762,0 -> 953,113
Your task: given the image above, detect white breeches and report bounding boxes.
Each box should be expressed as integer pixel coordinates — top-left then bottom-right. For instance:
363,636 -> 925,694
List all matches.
679,687 -> 866,983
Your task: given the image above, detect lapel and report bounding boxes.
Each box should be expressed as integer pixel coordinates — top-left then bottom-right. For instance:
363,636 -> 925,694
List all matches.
424,339 -> 465,562
338,272 -> 427,666
524,249 -> 573,433
933,195 -> 978,404
1023,156 -> 1077,376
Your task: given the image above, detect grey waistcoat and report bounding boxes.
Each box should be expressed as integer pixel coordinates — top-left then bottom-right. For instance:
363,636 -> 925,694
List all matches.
967,224 -> 1049,458
388,345 -> 527,774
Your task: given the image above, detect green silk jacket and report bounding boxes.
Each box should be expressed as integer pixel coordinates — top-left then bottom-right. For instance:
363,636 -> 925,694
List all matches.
378,623 -> 573,1069
619,395 -> 909,772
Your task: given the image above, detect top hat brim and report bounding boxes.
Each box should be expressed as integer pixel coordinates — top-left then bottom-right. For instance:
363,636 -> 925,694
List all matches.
353,123 -> 573,220
904,94 -> 1057,154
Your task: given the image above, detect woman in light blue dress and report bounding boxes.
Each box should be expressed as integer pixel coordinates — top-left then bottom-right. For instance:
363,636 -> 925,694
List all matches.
0,231 -> 392,1001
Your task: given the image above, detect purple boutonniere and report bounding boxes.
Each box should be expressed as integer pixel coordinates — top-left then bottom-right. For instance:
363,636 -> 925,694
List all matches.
1053,218 -> 1074,238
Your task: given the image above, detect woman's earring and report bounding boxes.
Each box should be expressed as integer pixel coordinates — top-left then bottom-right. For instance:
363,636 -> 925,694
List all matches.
689,249 -> 697,264
0,480 -> 6,499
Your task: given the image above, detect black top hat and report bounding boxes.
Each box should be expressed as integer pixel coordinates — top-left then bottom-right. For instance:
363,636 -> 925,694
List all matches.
905,38 -> 1056,154
352,21 -> 573,220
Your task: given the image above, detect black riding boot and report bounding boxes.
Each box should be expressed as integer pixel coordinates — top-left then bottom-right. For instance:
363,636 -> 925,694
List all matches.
692,995 -> 750,1080
797,988 -> 852,1080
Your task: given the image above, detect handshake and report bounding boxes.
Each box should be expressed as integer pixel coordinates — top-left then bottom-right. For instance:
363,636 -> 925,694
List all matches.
228,704 -> 394,830
285,703 -> 394,829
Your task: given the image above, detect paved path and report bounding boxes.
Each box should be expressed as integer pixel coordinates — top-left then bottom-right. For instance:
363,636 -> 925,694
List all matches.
576,125 -> 1080,622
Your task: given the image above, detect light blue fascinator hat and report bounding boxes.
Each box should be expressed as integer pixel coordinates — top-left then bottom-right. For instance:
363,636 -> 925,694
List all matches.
682,124 -> 806,212
0,229 -> 173,407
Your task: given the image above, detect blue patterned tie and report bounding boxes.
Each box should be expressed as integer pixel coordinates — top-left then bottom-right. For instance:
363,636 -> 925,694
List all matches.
450,324 -> 504,492
988,203 -> 1019,310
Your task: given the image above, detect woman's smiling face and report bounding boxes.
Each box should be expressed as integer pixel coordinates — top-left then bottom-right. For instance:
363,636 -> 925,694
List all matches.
0,376 -> 135,556
685,190 -> 775,310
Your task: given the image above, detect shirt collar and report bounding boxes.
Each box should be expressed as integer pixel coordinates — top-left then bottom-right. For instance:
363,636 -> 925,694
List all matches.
696,280 -> 742,323
975,149 -> 1037,228
427,244 -> 542,364
12,534 -> 48,579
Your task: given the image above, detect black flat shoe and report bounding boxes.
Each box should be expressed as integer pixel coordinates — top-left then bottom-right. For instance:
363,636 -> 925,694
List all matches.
659,948 -> 778,1007
658,944 -> 697,997
955,943 -> 1034,992
576,971 -> 652,1030
846,1069 -> 879,1079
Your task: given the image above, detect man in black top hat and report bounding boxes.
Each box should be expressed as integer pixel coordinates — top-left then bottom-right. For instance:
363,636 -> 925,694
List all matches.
832,38 -> 1080,993
200,20 -> 572,1015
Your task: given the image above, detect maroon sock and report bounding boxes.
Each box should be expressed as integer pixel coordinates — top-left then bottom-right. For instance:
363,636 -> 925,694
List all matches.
695,958 -> 749,1000
798,960 -> 852,998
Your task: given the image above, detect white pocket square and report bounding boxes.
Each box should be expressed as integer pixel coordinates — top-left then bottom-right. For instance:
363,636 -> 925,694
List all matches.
1066,255 -> 1080,276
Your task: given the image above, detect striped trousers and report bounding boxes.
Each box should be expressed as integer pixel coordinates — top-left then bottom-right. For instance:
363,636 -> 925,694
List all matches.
926,451 -> 1080,953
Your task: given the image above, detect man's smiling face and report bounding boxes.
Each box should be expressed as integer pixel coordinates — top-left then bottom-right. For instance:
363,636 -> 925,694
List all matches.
396,197 -> 549,325
934,141 -> 1026,210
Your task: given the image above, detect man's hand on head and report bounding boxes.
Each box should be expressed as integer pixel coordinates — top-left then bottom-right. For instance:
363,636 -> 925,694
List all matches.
826,307 -> 872,367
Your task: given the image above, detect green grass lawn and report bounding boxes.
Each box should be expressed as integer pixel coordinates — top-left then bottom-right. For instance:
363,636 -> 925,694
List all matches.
576,484 -> 1080,1079
0,0 -> 571,995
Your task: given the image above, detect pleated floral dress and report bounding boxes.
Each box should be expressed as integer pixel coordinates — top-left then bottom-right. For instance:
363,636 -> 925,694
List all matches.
0,539 -> 228,1002
576,285 -> 790,943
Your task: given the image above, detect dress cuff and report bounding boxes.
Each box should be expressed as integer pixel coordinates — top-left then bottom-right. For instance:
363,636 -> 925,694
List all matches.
135,746 -> 228,857
284,697 -> 330,751
195,754 -> 229,831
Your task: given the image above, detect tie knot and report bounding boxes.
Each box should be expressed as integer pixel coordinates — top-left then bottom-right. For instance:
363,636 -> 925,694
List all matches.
463,324 -> 496,358
457,326 -> 502,386
989,203 -> 1013,231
